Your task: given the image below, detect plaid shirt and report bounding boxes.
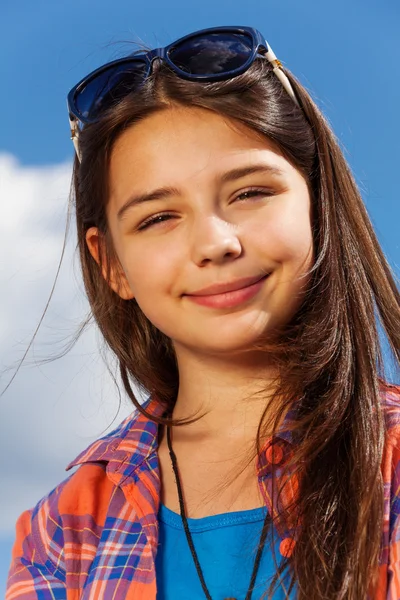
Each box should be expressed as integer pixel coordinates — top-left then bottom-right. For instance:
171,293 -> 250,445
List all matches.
6,382 -> 400,599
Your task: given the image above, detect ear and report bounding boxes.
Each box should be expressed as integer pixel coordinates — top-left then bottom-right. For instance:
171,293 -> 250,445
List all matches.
85,227 -> 135,300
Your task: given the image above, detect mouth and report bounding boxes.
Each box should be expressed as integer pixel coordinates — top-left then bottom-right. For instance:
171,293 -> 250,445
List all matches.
184,273 -> 271,309
187,273 -> 271,297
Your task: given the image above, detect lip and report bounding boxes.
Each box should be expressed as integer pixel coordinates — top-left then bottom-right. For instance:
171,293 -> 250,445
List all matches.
185,274 -> 271,309
187,274 -> 269,296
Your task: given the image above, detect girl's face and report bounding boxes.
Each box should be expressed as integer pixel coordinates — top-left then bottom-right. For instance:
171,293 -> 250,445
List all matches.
86,106 -> 314,358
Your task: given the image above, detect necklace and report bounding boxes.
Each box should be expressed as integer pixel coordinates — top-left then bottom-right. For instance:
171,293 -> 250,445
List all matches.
166,425 -> 271,600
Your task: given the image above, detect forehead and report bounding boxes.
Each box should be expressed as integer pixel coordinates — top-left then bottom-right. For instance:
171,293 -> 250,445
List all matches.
108,106 -> 295,211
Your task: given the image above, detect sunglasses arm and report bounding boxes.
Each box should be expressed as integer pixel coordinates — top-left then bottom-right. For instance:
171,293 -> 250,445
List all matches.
68,113 -> 82,163
264,46 -> 300,108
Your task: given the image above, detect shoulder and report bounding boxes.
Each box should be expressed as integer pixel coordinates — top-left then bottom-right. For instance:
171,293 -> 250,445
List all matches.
379,381 -> 400,535
379,381 -> 400,484
380,380 -> 400,447
32,393 -> 164,534
13,462 -> 113,569
7,395 -> 164,594
7,463 -> 124,597
376,381 -> 400,595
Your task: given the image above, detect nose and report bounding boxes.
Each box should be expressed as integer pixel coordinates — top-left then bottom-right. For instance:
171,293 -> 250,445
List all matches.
190,214 -> 242,266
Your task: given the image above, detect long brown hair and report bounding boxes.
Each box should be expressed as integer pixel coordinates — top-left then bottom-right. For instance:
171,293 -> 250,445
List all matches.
10,52 -> 400,597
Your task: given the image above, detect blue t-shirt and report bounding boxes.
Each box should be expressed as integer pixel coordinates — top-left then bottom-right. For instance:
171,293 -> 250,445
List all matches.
155,503 -> 296,599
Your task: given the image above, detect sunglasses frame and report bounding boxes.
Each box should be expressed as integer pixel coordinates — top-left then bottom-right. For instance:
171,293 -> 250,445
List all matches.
67,26 -> 299,161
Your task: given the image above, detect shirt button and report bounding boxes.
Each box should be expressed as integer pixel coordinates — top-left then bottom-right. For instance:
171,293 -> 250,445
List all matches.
265,443 -> 284,465
279,537 -> 296,558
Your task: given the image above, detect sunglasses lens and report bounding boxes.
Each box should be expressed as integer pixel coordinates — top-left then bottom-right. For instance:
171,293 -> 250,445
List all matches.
74,59 -> 147,121
168,32 -> 253,76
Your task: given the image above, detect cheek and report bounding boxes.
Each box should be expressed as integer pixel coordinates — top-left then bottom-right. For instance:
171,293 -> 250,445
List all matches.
122,242 -> 183,297
251,209 -> 313,266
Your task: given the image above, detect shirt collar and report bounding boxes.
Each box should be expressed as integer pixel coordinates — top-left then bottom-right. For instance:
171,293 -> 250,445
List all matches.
65,394 -> 165,473
66,395 -> 296,474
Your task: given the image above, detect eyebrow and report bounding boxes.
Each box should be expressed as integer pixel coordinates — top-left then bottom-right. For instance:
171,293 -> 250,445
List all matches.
116,164 -> 285,221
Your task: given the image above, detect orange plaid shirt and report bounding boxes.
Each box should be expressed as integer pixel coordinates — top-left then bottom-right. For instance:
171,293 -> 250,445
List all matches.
6,383 -> 400,599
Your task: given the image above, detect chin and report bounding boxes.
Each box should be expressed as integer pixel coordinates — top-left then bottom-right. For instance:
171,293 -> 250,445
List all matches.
189,328 -> 276,356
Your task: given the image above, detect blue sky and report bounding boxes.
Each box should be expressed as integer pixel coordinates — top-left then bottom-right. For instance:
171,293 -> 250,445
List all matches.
2,0 -> 400,245
1,0 -> 399,594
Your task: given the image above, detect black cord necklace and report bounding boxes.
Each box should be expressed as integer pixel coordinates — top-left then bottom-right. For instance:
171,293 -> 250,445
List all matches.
166,425 -> 271,600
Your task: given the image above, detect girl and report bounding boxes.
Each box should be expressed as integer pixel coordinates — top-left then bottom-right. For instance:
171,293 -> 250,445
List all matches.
6,26 -> 400,600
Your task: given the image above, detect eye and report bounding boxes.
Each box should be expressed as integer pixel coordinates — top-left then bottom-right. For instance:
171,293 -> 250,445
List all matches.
234,188 -> 275,202
137,212 -> 175,231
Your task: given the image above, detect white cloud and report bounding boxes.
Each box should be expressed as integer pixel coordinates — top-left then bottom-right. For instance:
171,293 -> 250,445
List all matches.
0,154 -> 135,536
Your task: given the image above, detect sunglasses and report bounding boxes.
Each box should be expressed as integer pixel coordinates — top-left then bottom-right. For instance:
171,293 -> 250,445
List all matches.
67,26 -> 299,161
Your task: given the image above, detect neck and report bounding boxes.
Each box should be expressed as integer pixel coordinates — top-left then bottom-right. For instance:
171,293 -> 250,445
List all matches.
169,346 -> 281,447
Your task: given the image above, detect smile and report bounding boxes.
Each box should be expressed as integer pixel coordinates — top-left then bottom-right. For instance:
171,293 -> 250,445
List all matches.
185,274 -> 271,309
